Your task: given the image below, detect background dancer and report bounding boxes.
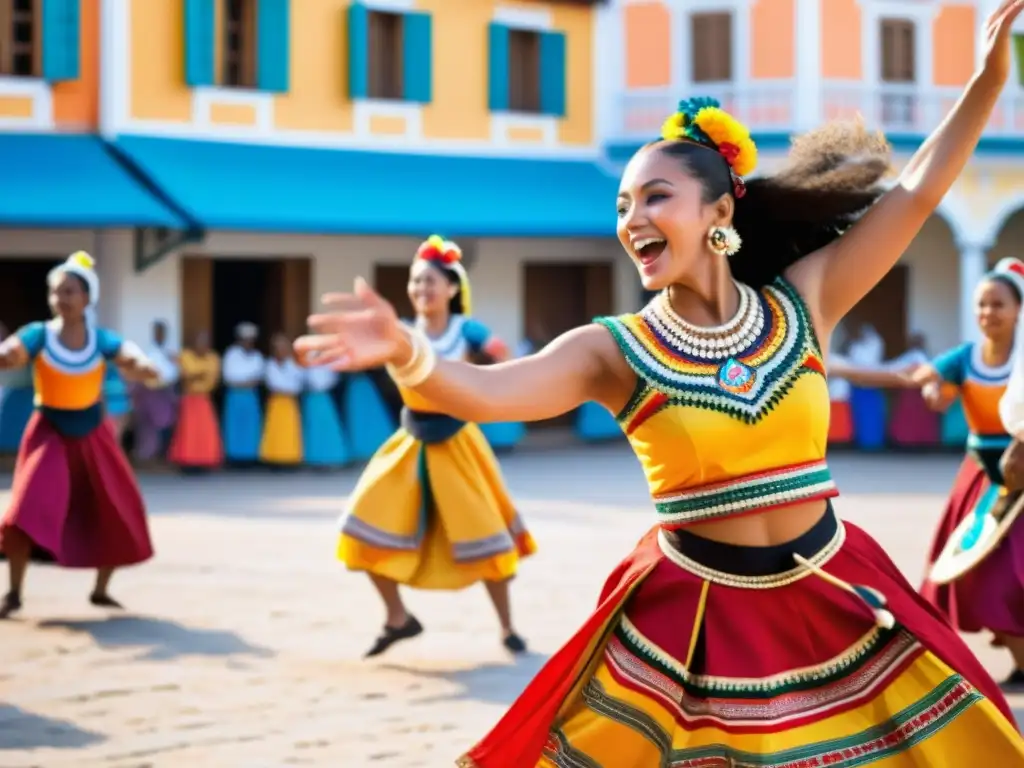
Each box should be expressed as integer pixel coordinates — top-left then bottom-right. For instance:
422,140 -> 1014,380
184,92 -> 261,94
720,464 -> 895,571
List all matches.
222,322 -> 264,465
298,3 -> 1024,762
0,252 -> 158,619
918,258 -> 1024,689
330,235 -> 535,658
168,330 -> 223,472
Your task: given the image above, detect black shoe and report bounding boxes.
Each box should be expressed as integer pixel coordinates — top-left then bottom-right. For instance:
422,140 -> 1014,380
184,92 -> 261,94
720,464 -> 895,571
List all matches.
999,669 -> 1024,692
503,632 -> 527,654
89,592 -> 124,609
365,615 -> 423,658
0,591 -> 21,619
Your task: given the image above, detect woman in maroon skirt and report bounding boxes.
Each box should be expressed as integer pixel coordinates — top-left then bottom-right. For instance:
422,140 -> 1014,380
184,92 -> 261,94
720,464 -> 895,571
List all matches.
918,257 -> 1024,689
0,251 -> 158,619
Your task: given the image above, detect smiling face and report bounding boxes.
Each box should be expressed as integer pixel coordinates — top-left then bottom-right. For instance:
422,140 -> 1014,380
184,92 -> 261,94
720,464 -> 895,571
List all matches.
47,271 -> 89,321
408,259 -> 458,317
616,142 -> 735,291
975,278 -> 1020,342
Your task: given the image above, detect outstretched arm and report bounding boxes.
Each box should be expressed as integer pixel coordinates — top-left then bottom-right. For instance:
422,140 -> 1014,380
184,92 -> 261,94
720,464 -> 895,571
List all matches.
296,279 -> 634,423
830,361 -> 920,389
0,335 -> 28,371
791,0 -> 1024,334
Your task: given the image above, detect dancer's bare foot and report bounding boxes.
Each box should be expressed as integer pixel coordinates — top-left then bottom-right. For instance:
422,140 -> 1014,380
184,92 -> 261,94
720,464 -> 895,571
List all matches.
0,591 -> 22,619
89,592 -> 124,609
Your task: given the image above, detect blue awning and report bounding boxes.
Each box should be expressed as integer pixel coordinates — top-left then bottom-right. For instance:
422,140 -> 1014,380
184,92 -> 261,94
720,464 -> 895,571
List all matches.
0,134 -> 188,228
113,136 -> 621,237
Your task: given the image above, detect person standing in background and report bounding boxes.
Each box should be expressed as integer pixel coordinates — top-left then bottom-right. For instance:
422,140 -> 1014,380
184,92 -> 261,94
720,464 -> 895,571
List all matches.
131,320 -> 178,466
259,332 -> 304,468
168,330 -> 223,472
221,323 -> 265,466
846,321 -> 889,450
302,359 -> 349,469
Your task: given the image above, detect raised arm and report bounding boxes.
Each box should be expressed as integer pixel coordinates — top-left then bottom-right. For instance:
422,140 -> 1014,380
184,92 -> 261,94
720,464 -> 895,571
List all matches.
791,0 -> 1023,333
296,279 -> 634,423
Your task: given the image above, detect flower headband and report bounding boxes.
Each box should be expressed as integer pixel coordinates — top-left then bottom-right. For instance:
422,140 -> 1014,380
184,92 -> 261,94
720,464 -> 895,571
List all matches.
660,97 -> 758,198
415,235 -> 472,316
990,257 -> 1024,299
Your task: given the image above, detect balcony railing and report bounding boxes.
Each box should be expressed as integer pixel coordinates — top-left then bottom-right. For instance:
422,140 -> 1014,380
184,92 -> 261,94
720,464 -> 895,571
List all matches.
610,81 -> 1024,144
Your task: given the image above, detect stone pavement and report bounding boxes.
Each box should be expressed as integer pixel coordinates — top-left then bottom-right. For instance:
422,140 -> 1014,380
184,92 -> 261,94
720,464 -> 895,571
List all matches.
1,446 -> 1021,767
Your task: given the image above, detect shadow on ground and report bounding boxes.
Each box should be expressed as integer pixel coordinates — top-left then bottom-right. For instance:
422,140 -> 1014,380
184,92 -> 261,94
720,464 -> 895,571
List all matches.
381,653 -> 550,706
0,704 -> 105,750
35,615 -> 274,663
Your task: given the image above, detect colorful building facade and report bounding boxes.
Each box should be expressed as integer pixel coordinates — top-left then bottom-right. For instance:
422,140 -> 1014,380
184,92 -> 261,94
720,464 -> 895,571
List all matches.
0,0 -> 1023,363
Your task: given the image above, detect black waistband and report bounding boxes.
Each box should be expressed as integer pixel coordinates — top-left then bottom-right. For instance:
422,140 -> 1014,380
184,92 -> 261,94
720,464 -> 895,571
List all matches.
39,403 -> 103,438
664,502 -> 838,576
400,407 -> 465,444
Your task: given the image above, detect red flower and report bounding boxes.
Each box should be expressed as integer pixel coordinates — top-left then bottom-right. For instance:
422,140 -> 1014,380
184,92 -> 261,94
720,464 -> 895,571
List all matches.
718,141 -> 740,167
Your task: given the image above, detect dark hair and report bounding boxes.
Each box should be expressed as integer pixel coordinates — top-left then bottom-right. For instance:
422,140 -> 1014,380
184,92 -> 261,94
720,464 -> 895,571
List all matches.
985,274 -> 1023,304
416,259 -> 467,316
651,122 -> 891,288
48,268 -> 91,298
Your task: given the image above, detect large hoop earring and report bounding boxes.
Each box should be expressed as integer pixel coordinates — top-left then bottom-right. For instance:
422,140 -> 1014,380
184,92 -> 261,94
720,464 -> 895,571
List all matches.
707,226 -> 742,257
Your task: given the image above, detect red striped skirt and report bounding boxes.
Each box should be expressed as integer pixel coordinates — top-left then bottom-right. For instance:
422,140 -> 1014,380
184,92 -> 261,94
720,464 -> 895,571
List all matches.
0,411 -> 153,568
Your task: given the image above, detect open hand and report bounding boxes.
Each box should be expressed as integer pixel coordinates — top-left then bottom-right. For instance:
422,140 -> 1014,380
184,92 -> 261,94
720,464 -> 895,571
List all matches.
294,277 -> 409,371
921,381 -> 955,412
979,0 -> 1024,85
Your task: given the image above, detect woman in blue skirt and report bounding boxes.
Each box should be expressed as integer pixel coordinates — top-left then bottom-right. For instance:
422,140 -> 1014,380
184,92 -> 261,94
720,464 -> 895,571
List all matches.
222,322 -> 266,464
301,364 -> 349,468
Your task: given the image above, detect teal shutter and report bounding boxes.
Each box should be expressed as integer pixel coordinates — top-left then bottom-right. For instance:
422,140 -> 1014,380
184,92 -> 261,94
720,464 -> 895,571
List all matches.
539,31 -> 566,117
257,0 -> 290,92
487,23 -> 510,112
42,0 -> 81,82
402,11 -> 432,103
348,2 -> 369,99
184,0 -> 215,86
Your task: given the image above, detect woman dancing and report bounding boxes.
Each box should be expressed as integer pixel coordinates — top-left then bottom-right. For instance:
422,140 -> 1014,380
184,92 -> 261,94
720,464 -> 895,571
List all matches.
298,2 -> 1024,763
331,236 -> 535,658
0,252 -> 157,619
918,257 -> 1024,689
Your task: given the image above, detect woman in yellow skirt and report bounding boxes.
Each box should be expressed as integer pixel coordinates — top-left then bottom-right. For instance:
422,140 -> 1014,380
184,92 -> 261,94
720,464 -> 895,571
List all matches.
336,236 -> 536,657
259,332 -> 304,467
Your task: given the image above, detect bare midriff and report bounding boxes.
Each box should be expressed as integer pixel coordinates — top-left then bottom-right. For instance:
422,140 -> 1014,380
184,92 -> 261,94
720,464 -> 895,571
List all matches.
684,498 -> 830,547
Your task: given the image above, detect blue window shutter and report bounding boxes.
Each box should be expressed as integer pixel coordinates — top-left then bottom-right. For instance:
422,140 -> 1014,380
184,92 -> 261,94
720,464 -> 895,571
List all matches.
184,0 -> 215,86
348,2 -> 369,99
402,11 -> 432,103
488,23 -> 509,112
42,0 -> 81,82
540,31 -> 567,117
257,0 -> 290,92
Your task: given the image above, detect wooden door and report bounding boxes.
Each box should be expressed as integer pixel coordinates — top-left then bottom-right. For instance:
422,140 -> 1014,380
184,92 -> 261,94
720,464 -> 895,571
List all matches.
374,264 -> 414,320
280,258 -> 312,341
842,265 -> 908,357
180,256 -> 213,348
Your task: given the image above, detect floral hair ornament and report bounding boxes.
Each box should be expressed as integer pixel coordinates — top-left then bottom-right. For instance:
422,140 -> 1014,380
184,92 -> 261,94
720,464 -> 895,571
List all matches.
51,250 -> 100,306
415,234 -> 472,316
660,97 -> 758,198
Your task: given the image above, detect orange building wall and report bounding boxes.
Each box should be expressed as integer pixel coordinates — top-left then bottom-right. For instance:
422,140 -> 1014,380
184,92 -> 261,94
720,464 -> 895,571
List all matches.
52,0 -> 100,128
821,0 -> 861,78
751,0 -> 794,78
624,3 -> 671,88
933,5 -> 975,86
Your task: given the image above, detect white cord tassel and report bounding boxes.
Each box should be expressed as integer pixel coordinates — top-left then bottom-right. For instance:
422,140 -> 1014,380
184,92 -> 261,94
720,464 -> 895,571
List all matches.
793,553 -> 896,629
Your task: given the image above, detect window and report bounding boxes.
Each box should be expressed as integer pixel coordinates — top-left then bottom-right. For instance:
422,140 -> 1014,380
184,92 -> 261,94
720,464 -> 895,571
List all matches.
690,12 -> 732,82
0,0 -> 40,77
221,0 -> 257,88
367,10 -> 404,100
508,29 -> 541,113
879,18 -> 915,127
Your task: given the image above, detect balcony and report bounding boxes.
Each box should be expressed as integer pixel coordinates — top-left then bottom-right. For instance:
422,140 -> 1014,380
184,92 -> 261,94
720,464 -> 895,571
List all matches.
609,82 -> 1024,148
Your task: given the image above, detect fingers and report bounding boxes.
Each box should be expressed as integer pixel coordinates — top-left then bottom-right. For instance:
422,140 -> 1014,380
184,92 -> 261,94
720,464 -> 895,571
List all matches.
319,293 -> 364,311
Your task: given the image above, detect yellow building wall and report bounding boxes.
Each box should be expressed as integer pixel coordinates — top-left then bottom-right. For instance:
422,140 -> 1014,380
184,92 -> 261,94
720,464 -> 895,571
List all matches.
128,0 -> 592,146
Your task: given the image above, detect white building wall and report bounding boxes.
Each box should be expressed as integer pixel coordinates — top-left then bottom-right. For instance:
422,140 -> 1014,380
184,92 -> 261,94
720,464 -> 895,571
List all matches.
1,232 -> 635,350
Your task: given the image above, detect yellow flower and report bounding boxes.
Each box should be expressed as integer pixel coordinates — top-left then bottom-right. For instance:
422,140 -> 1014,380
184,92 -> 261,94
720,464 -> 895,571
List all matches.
426,234 -> 445,251
68,250 -> 95,270
660,112 -> 687,142
692,107 -> 758,176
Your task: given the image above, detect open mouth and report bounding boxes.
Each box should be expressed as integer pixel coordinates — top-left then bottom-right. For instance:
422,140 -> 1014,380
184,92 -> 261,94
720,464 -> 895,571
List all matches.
633,237 -> 667,267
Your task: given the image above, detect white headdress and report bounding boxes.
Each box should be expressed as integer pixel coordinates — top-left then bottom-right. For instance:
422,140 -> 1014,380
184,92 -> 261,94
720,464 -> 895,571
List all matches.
49,251 -> 100,323
235,322 -> 259,340
991,257 -> 1024,300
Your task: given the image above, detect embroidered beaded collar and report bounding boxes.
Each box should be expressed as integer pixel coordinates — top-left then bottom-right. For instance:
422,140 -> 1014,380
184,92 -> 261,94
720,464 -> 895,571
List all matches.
599,278 -> 825,424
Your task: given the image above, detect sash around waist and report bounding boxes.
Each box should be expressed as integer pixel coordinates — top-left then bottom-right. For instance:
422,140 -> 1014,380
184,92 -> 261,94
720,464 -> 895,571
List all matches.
401,407 -> 466,444
652,459 -> 838,528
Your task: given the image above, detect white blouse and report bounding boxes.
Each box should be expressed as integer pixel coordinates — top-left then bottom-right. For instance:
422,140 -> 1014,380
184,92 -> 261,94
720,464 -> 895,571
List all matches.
304,365 -> 338,393
265,358 -> 304,395
223,345 -> 265,387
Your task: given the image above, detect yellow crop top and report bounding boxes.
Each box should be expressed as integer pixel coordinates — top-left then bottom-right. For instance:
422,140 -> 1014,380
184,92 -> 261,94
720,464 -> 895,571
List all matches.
596,277 -> 837,528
